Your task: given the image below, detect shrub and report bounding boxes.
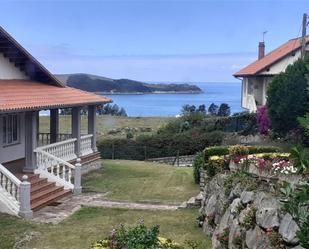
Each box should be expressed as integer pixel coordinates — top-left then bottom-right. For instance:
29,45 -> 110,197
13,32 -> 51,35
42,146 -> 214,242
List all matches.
193,151 -> 205,184
256,105 -> 270,135
246,146 -> 281,154
229,145 -> 249,158
206,156 -> 229,177
204,146 -> 229,162
240,207 -> 257,230
267,57 -> 309,135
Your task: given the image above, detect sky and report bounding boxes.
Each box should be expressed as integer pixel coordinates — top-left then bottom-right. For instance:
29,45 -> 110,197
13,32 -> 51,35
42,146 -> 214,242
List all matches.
0,0 -> 308,82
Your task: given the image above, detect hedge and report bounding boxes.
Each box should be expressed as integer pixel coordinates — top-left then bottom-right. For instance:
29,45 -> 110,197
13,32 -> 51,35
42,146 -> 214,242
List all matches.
98,130 -> 225,160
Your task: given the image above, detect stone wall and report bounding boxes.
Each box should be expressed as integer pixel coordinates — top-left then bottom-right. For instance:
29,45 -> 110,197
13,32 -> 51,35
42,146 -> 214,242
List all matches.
147,155 -> 195,167
199,172 -> 304,249
81,159 -> 102,175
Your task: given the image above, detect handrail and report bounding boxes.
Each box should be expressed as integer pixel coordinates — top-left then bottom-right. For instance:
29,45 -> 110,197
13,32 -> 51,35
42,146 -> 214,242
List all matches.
35,148 -> 75,189
0,163 -> 21,186
38,138 -> 77,150
81,134 -> 93,139
34,148 -> 75,169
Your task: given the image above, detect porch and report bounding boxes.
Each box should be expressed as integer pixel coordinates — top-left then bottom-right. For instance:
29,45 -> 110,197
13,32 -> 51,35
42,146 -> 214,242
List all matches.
0,105 -> 101,219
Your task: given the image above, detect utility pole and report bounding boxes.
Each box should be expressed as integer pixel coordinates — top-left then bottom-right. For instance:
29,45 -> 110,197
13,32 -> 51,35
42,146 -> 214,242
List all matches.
301,13 -> 308,59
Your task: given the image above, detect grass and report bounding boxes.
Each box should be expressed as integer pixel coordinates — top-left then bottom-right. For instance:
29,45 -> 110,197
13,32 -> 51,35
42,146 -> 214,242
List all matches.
0,207 -> 211,249
83,160 -> 198,204
0,160 -> 211,248
39,115 -> 173,139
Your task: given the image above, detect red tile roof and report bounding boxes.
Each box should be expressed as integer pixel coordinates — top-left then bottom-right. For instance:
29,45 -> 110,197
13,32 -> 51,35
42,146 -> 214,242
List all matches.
0,80 -> 112,112
234,36 -> 309,77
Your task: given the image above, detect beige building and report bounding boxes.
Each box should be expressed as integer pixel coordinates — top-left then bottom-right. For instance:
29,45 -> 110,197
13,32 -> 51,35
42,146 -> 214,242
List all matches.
234,37 -> 309,112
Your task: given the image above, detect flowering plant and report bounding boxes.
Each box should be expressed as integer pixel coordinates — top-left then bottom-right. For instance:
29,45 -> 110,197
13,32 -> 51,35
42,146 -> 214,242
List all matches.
272,159 -> 297,174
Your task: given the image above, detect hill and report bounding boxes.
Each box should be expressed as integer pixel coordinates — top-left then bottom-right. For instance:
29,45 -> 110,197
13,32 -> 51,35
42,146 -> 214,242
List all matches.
55,73 -> 202,94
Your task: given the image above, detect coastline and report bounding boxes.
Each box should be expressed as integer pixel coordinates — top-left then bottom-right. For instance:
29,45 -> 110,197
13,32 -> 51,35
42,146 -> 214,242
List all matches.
95,90 -> 204,95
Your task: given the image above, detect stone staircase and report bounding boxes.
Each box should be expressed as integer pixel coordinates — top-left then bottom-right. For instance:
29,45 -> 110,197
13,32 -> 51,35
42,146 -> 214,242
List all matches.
27,174 -> 71,211
180,192 -> 204,209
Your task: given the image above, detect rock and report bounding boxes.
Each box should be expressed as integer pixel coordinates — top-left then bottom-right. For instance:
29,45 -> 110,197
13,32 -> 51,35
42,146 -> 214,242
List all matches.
246,226 -> 270,249
290,246 -> 305,249
255,195 -> 280,229
205,194 -> 217,216
279,213 -> 299,244
239,206 -> 251,224
228,219 -> 242,249
228,183 -> 242,201
230,198 -> 242,215
241,191 -> 254,204
256,207 -> 279,229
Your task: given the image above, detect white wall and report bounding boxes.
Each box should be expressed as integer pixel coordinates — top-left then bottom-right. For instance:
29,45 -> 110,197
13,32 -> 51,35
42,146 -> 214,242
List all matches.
260,44 -> 309,75
0,113 -> 26,164
0,53 -> 28,80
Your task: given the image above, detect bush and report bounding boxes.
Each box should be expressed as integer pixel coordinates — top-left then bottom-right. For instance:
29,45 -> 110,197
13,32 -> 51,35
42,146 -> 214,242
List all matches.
206,156 -> 229,177
256,105 -> 270,135
229,145 -> 249,158
267,57 -> 309,135
193,151 -> 205,184
90,222 -> 195,249
204,146 -> 229,162
98,130 -> 225,160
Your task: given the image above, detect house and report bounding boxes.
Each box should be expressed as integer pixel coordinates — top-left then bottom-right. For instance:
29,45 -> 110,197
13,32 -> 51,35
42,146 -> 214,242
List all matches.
234,36 -> 309,112
0,26 -> 111,219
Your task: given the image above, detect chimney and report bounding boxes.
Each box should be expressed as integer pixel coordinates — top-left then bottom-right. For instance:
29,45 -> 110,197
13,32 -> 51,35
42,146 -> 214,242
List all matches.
258,42 -> 265,60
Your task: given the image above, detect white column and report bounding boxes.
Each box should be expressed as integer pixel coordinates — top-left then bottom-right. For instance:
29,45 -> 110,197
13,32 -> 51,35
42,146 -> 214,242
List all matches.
24,111 -> 38,173
50,109 -> 59,143
72,107 -> 81,157
18,175 -> 33,219
88,105 -> 97,152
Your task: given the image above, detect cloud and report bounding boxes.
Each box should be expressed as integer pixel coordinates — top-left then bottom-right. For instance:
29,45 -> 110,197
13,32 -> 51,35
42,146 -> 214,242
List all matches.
26,43 -> 256,82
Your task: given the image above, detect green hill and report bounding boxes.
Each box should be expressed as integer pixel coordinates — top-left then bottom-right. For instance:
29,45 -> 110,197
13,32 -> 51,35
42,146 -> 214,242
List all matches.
55,73 -> 202,94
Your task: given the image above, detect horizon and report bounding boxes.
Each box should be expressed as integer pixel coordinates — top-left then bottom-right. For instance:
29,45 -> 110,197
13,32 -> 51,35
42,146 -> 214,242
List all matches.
1,0 -> 308,82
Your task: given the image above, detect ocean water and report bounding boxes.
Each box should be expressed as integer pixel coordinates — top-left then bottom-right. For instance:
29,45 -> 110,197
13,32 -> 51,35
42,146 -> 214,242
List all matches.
102,82 -> 243,117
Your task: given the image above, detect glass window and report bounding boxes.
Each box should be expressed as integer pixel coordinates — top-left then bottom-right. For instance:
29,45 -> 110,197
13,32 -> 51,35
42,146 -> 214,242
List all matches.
2,114 -> 19,145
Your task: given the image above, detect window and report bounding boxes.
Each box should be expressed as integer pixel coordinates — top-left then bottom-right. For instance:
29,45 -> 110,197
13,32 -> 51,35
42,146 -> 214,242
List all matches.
2,114 -> 19,145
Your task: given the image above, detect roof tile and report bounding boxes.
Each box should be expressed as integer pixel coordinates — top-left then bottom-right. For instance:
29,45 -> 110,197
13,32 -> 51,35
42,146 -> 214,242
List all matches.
0,80 -> 112,112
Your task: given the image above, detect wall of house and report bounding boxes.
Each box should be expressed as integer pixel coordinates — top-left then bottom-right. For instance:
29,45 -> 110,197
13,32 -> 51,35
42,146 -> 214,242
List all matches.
0,113 -> 26,164
0,53 -> 28,80
260,45 -> 309,75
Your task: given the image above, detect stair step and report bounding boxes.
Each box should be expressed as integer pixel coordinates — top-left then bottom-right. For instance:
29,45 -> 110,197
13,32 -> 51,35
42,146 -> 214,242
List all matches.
31,181 -> 56,195
31,189 -> 71,211
31,185 -> 64,204
28,174 -> 40,182
30,177 -> 48,187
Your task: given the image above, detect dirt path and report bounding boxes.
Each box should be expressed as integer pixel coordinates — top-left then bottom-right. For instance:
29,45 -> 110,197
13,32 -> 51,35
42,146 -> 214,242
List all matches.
33,193 -> 180,224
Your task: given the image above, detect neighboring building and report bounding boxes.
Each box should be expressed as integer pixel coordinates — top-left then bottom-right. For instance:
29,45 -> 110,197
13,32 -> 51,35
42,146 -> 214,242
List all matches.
234,36 -> 309,112
0,26 -> 111,218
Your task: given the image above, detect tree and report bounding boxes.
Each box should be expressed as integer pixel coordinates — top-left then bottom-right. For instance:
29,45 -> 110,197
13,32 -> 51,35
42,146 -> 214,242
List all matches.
197,104 -> 206,114
217,103 -> 231,117
208,103 -> 219,115
181,104 -> 196,114
267,57 -> 309,135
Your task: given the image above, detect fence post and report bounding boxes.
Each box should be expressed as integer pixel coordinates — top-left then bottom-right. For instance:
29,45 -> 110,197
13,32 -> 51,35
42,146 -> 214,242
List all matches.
144,146 -> 147,160
112,143 -> 115,160
177,150 -> 180,167
18,175 -> 33,219
74,158 -> 82,195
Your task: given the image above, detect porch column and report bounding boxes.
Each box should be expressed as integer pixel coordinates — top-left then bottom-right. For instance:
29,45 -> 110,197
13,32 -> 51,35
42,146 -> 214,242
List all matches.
50,109 -> 59,143
88,105 -> 97,152
72,107 -> 81,157
24,111 -> 38,173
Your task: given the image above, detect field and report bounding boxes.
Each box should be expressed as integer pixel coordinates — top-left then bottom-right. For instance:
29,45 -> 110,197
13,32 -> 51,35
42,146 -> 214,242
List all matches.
0,160 -> 211,249
39,115 -> 174,139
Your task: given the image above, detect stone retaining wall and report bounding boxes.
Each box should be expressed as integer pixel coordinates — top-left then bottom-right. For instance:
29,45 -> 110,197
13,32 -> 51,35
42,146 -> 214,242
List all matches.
147,155 -> 195,167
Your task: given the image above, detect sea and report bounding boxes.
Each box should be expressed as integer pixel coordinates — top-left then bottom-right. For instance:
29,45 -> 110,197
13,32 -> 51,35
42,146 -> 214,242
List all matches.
102,82 -> 243,117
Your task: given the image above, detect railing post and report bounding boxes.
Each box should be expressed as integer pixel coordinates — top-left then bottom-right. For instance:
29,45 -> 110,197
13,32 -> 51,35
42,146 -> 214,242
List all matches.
18,175 -> 33,219
73,158 -> 82,195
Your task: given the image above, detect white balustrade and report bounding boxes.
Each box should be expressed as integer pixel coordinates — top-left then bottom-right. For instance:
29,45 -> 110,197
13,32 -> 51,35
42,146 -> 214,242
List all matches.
80,134 -> 93,156
0,163 -> 21,214
37,138 -> 77,162
34,149 -> 75,189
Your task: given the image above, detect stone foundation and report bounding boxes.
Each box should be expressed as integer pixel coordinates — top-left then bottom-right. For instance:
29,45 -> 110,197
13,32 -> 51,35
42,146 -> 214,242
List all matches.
81,158 -> 102,175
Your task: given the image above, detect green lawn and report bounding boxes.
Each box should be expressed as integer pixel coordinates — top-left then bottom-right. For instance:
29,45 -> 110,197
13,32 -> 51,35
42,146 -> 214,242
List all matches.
0,208 -> 211,249
0,160 -> 211,249
83,160 -> 199,204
